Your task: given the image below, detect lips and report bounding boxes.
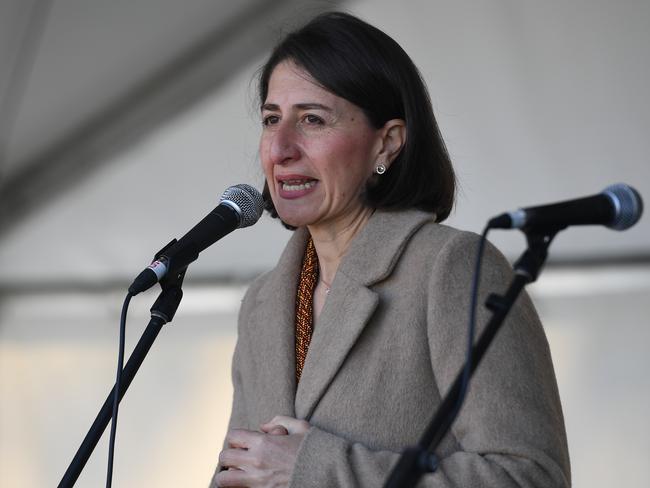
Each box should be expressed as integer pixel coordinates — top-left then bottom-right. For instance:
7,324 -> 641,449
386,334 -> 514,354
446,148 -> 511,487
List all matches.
276,175 -> 318,198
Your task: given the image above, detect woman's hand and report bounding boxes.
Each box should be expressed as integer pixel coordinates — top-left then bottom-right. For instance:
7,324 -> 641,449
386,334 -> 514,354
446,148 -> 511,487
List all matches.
215,416 -> 311,487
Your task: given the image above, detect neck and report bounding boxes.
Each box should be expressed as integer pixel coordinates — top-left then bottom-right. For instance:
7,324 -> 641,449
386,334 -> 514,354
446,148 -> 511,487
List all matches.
308,206 -> 373,285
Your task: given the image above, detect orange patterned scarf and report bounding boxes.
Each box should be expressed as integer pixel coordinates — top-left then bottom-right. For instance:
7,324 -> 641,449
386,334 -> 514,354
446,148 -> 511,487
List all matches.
295,237 -> 319,383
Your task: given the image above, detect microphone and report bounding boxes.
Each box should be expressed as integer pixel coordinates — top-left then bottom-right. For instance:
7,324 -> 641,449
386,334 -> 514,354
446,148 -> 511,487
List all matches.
128,184 -> 264,295
488,183 -> 643,232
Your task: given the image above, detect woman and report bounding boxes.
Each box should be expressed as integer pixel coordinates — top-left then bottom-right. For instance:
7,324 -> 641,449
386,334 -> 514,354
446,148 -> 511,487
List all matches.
212,12 -> 570,488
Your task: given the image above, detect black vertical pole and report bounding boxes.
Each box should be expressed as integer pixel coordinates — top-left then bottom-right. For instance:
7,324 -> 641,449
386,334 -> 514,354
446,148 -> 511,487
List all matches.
58,316 -> 166,488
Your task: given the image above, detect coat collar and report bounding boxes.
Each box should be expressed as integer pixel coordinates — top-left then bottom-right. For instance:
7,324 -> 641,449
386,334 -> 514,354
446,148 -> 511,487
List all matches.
335,209 -> 436,286
253,209 -> 436,419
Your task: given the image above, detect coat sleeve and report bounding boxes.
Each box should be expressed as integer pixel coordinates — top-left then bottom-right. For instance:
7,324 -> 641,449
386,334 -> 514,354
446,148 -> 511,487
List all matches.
289,231 -> 571,487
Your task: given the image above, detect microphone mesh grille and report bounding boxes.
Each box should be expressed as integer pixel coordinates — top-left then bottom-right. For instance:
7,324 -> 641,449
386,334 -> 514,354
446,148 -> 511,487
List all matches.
220,184 -> 264,228
604,183 -> 644,230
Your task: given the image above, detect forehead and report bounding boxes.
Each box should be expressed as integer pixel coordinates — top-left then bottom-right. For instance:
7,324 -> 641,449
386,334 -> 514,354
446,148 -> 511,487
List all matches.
264,61 -> 341,107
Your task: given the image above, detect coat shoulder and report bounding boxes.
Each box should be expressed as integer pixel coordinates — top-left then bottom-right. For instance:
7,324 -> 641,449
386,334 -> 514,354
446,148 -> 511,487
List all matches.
400,221 -> 487,270
408,221 -> 512,273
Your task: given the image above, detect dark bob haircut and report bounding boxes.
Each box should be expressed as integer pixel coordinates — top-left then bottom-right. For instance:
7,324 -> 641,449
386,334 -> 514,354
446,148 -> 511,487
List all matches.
259,11 -> 456,225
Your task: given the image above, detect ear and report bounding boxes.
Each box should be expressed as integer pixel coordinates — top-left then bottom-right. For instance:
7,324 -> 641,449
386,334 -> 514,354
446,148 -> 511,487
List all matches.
376,119 -> 406,169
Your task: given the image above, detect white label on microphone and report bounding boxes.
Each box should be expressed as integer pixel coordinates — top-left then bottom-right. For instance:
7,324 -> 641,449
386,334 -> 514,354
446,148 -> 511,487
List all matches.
510,209 -> 527,228
147,260 -> 168,280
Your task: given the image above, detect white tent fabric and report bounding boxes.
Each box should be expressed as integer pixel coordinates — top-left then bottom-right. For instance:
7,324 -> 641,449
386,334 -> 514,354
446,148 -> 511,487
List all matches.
0,1 -> 648,487
0,0 -> 648,287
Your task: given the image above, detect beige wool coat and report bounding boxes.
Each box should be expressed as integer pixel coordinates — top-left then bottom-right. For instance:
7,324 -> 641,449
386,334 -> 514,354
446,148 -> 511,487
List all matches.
211,209 -> 571,487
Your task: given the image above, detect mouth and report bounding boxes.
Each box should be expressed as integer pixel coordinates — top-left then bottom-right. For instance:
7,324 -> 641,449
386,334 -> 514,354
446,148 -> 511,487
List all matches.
277,176 -> 318,192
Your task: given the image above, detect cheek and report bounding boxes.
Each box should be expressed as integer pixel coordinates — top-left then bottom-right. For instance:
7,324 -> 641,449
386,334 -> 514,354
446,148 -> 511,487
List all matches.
323,132 -> 368,166
326,134 -> 376,179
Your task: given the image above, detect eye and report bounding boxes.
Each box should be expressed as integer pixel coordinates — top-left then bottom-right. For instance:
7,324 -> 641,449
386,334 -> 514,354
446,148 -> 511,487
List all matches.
303,114 -> 324,125
262,114 -> 280,126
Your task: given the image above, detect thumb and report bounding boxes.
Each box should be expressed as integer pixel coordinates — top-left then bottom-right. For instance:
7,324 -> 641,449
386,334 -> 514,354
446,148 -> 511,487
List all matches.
260,424 -> 288,435
262,415 -> 311,435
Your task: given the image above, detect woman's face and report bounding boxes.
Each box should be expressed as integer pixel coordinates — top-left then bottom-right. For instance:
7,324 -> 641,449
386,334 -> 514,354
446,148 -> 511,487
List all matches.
260,61 -> 384,230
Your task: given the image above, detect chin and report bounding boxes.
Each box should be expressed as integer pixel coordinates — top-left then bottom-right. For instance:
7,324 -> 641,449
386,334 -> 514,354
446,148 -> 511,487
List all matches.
271,198 -> 316,228
275,207 -> 319,229
277,213 -> 313,229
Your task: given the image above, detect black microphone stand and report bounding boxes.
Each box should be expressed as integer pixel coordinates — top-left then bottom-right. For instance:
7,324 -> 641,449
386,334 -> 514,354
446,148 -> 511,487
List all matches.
58,264 -> 187,487
383,227 -> 561,487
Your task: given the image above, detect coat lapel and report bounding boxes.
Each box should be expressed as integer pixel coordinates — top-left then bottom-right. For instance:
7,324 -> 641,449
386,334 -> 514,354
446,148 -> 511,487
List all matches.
294,209 -> 435,419
294,275 -> 379,419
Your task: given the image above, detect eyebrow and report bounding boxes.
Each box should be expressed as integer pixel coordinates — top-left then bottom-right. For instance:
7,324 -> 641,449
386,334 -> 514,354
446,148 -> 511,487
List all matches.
261,102 -> 333,112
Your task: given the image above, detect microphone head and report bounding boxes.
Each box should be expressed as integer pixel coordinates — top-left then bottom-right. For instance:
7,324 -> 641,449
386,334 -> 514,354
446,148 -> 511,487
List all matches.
220,184 -> 264,228
603,183 -> 644,230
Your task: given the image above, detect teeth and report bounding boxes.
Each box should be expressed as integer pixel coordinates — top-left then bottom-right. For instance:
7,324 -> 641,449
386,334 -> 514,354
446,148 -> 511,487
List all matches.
281,180 -> 316,191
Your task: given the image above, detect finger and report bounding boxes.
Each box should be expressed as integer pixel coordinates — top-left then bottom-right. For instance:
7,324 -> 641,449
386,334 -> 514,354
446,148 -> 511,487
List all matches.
226,428 -> 262,449
219,447 -> 253,470
214,467 -> 251,487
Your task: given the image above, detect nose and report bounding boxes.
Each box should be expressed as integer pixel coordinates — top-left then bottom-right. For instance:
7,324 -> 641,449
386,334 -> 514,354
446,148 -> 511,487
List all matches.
266,123 -> 301,166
